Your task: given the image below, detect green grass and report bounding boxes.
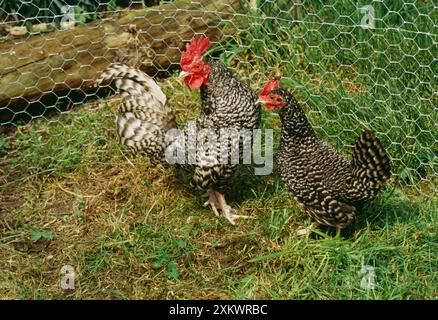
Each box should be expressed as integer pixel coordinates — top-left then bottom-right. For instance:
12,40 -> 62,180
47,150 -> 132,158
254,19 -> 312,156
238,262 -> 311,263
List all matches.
0,0 -> 437,299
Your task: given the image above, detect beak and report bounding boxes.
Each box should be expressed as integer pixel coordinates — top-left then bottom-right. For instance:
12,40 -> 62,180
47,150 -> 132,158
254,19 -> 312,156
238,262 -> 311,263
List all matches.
179,70 -> 190,78
256,98 -> 265,106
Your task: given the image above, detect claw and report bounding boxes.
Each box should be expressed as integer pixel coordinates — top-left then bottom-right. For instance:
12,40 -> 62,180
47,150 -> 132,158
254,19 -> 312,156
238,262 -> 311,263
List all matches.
223,208 -> 252,225
203,189 -> 253,225
296,222 -> 319,237
214,191 -> 252,225
296,228 -> 311,237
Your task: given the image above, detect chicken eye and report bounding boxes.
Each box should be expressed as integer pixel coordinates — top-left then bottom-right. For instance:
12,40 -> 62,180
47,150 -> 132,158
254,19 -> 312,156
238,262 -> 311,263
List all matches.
276,97 -> 283,102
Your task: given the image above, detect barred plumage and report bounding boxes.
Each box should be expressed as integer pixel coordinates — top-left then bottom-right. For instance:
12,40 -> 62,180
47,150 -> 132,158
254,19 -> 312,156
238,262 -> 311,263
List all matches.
263,86 -> 391,228
189,58 -> 260,190
97,54 -> 259,224
96,63 -> 176,165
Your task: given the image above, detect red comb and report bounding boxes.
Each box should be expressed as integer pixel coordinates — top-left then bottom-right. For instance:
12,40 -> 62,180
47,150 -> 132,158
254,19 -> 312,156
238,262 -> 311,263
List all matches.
260,80 -> 280,96
180,36 -> 210,70
189,35 -> 210,55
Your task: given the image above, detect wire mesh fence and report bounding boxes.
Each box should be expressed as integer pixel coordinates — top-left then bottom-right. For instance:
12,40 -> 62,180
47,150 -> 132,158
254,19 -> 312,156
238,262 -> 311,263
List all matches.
0,0 -> 436,196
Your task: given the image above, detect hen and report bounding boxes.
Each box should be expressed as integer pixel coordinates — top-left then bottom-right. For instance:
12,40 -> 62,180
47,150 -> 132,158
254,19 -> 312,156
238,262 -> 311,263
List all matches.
97,36 -> 260,224
258,80 -> 391,229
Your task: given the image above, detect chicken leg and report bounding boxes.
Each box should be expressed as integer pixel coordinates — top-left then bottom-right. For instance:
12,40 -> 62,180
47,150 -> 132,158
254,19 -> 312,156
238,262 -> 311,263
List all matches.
203,189 -> 220,217
214,191 -> 252,225
203,189 -> 251,225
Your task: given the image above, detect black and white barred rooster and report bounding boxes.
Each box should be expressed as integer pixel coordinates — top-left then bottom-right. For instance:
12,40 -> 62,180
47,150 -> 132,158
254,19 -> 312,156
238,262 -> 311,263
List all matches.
97,36 -> 260,224
258,80 -> 391,229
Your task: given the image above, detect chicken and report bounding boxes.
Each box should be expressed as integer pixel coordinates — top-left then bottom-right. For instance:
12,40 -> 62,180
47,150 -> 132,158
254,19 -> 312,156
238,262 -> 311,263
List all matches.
257,80 -> 391,229
178,36 -> 260,224
97,36 -> 260,224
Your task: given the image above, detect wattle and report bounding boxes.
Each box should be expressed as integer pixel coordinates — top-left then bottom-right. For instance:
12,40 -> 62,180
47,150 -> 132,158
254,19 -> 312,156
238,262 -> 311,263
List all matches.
184,75 -> 201,89
265,104 -> 276,111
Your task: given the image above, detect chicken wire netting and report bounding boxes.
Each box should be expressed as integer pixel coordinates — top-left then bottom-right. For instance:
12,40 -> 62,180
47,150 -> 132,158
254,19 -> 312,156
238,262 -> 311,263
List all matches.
0,0 -> 436,196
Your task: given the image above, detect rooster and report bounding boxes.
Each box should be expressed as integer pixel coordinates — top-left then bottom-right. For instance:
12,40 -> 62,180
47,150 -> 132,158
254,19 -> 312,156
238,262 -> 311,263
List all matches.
257,80 -> 391,229
97,36 -> 260,224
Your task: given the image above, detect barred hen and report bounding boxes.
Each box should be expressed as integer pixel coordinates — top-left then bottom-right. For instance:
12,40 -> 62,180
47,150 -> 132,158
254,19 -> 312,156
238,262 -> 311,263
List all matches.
97,36 -> 260,224
258,80 -> 391,229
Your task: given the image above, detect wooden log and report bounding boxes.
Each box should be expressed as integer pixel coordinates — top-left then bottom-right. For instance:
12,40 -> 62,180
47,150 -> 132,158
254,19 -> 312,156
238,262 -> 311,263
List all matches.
0,0 -> 245,123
